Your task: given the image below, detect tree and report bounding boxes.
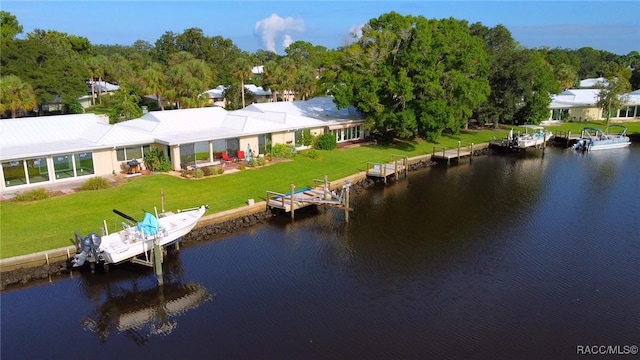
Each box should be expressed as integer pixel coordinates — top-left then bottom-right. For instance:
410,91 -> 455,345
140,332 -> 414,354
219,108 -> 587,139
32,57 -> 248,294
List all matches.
596,66 -> 632,124
140,62 -> 168,110
332,12 -> 490,140
0,75 -> 38,118
0,11 -> 23,43
106,83 -> 142,123
230,52 -> 255,108
472,25 -> 558,126
2,29 -> 88,112
165,52 -> 212,108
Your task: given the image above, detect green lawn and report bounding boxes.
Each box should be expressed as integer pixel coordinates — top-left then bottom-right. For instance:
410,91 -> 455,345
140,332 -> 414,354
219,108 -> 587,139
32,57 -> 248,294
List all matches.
1,122 -> 637,259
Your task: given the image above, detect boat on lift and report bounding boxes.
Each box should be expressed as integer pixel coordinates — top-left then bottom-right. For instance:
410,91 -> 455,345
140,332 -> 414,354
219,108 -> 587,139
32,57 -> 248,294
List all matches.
72,205 -> 208,270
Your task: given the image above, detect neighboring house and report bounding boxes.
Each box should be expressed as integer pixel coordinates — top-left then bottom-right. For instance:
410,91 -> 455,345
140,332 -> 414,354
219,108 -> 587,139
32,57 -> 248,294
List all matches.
547,84 -> 640,123
0,97 -> 365,194
579,77 -> 608,89
203,86 -> 227,107
203,84 -> 273,107
244,84 -> 272,103
86,80 -> 120,93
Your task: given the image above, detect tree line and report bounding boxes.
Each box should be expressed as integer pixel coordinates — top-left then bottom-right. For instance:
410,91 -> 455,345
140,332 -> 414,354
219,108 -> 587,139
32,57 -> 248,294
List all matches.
1,10 -> 638,140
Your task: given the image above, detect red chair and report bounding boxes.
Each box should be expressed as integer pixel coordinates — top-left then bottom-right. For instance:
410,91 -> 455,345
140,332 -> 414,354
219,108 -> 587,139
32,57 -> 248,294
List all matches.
237,150 -> 246,161
221,153 -> 232,162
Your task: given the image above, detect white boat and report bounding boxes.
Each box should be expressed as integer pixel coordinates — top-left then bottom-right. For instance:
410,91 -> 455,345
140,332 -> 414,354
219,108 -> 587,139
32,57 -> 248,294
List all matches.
72,205 -> 208,268
512,125 -> 554,149
572,125 -> 631,152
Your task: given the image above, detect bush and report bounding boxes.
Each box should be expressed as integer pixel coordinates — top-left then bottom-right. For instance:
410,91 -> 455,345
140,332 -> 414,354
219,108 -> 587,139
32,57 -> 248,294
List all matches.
238,164 -> 246,171
12,188 -> 50,202
194,168 -> 204,178
216,167 -> 225,175
271,143 -> 296,159
80,176 -> 110,190
302,129 -> 314,146
315,133 -> 337,150
201,166 -> 212,176
143,148 -> 172,172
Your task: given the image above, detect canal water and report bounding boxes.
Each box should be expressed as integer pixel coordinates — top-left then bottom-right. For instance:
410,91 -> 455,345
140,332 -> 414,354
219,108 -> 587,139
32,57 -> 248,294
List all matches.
2,145 -> 639,359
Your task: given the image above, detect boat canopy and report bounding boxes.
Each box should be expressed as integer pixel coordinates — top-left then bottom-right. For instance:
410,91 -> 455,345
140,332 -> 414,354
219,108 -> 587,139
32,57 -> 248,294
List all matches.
137,212 -> 160,236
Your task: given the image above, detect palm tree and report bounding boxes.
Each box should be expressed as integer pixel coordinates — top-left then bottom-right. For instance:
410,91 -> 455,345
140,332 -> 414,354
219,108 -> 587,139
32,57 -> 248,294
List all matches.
231,52 -> 255,108
141,62 -> 167,110
0,75 -> 38,118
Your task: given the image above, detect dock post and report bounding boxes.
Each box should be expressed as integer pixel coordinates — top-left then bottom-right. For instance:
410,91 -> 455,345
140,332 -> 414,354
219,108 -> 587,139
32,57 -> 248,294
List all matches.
324,175 -> 329,199
394,161 -> 398,181
457,141 -> 461,162
290,183 -> 295,220
161,188 -> 165,213
344,181 -> 350,223
153,238 -> 164,286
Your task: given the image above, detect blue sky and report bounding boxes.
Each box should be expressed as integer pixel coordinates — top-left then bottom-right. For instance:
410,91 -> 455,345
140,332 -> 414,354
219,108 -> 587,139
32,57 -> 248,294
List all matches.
2,1 -> 639,55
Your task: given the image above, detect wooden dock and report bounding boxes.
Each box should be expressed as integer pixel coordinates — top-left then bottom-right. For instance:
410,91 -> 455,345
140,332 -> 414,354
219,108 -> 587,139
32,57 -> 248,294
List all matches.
366,155 -> 408,184
266,176 -> 353,221
432,141 -> 474,165
552,129 -> 580,147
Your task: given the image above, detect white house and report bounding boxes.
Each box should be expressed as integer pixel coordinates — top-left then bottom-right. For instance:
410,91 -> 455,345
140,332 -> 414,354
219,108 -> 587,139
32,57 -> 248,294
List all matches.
547,87 -> 640,123
0,97 -> 365,194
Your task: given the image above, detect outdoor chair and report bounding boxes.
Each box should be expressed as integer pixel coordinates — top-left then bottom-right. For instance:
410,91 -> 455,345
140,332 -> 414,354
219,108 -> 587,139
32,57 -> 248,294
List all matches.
237,150 -> 246,161
221,153 -> 232,162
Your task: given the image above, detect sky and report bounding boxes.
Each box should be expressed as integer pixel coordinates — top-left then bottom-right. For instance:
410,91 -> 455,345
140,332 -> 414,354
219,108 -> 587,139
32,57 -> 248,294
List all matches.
2,1 -> 639,55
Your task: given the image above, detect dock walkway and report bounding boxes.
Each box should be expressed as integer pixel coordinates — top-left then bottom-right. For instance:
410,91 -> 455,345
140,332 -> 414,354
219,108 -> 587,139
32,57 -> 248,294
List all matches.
266,177 -> 352,221
432,141 -> 474,165
366,155 -> 408,184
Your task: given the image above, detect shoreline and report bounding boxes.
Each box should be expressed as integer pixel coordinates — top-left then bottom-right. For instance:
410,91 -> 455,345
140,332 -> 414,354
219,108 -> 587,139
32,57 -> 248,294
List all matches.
0,148 -> 493,291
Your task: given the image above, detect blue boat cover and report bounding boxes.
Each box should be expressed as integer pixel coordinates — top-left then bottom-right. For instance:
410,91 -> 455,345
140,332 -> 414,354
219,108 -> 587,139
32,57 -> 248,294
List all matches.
137,212 -> 160,236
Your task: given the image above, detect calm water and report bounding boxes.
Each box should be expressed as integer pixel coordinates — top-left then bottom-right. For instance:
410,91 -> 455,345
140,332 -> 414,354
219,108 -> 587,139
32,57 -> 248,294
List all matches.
2,145 -> 639,360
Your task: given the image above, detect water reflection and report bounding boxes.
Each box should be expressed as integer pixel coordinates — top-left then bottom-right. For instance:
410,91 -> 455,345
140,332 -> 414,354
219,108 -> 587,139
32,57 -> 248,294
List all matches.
77,256 -> 213,344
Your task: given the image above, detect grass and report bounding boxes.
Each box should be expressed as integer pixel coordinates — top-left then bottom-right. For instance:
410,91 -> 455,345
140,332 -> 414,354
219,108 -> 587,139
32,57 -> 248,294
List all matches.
1,122 -> 638,259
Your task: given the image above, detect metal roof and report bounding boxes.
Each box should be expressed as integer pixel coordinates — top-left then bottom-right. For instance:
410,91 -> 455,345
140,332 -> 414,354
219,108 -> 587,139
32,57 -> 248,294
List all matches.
1,97 -> 365,161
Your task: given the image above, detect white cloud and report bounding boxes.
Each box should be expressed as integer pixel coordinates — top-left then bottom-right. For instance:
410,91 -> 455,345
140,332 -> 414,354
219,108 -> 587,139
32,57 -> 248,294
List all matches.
282,34 -> 293,49
254,14 -> 304,53
349,24 -> 364,40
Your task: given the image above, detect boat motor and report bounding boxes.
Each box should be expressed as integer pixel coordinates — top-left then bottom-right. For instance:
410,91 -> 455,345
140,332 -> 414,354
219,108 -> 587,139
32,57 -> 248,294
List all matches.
71,232 -> 102,267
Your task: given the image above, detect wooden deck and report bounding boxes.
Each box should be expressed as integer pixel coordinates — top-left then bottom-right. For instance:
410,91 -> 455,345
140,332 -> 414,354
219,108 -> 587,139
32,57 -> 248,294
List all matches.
432,141 -> 474,165
366,155 -> 408,184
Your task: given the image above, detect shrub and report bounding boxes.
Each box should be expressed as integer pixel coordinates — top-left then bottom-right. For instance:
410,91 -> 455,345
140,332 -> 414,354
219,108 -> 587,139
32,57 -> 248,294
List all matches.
315,133 -> 337,150
143,148 -> 172,172
301,129 -> 314,146
216,167 -> 225,175
238,164 -> 246,171
12,188 -> 50,202
271,143 -> 296,159
201,166 -> 212,177
80,176 -> 110,190
194,168 -> 204,178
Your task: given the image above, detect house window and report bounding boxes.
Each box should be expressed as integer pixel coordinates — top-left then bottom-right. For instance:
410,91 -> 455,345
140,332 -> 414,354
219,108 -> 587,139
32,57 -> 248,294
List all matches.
213,139 -> 226,159
26,157 -> 49,184
258,133 -> 272,154
53,155 -> 74,179
51,152 -> 94,179
74,152 -> 94,176
294,129 -> 304,147
2,160 -> 27,187
194,141 -> 211,164
179,144 -> 196,168
116,145 -> 150,161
